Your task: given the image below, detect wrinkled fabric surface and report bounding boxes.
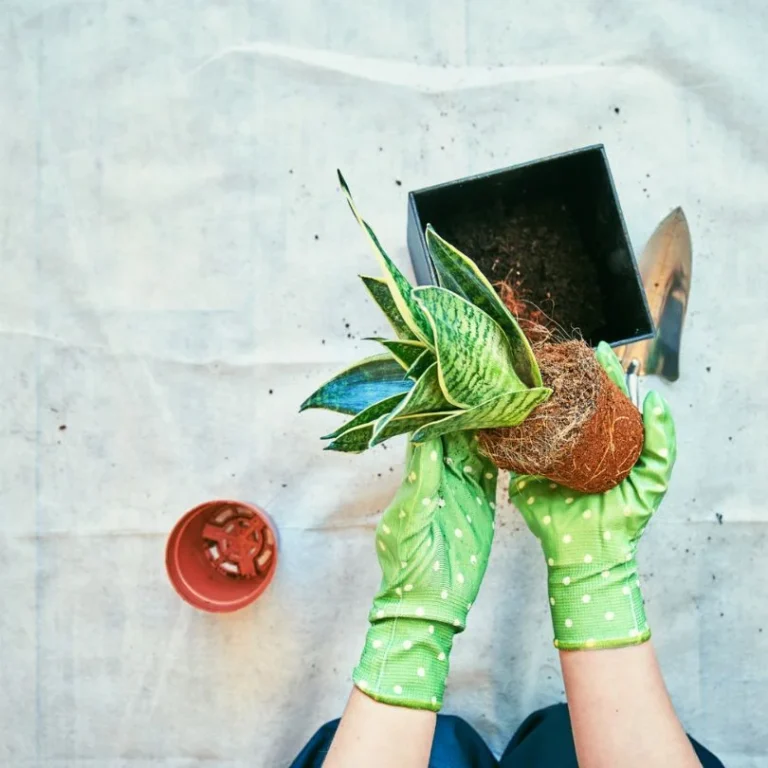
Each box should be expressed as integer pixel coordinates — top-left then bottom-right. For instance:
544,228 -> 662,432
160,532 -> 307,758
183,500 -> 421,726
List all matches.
1,2 -> 767,767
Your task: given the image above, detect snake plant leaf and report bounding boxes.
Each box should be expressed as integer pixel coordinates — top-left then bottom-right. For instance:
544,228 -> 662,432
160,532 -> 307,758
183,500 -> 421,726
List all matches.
338,171 -> 432,345
366,338 -> 426,370
370,410 -> 457,448
325,412 -> 453,453
300,354 -> 413,415
413,286 -> 526,409
410,386 -> 552,443
404,348 -> 436,381
370,363 -> 454,446
321,392 -> 407,440
391,363 -> 452,416
324,422 -> 377,453
360,276 -> 417,341
425,225 -> 542,388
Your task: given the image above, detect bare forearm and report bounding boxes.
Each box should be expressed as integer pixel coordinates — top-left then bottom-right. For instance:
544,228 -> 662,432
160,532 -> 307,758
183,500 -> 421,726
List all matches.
323,687 -> 436,768
560,642 -> 700,768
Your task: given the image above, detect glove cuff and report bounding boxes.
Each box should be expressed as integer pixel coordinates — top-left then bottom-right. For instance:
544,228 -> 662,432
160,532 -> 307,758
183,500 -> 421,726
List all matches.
353,618 -> 456,711
548,558 -> 650,651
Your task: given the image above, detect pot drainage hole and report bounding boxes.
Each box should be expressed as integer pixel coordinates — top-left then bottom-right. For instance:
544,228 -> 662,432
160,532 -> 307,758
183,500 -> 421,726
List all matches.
201,505 -> 275,579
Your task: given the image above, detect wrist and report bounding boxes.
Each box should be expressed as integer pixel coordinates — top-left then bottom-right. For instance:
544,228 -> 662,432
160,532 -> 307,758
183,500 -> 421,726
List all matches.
353,617 -> 455,711
547,557 -> 650,651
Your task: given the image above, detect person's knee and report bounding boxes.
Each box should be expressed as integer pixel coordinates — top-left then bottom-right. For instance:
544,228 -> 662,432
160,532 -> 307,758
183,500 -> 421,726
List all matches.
431,715 -> 497,767
289,719 -> 341,768
500,703 -> 578,766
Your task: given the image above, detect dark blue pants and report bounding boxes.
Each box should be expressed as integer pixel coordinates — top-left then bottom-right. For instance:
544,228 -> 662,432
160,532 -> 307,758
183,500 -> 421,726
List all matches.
291,703 -> 724,767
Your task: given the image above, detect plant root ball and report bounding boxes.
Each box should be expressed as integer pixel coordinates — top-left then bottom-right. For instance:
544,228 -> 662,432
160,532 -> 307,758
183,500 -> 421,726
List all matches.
479,340 -> 644,494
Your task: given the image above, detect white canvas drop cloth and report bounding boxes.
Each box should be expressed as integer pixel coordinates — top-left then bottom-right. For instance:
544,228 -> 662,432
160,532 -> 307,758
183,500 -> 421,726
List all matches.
2,1 -> 767,766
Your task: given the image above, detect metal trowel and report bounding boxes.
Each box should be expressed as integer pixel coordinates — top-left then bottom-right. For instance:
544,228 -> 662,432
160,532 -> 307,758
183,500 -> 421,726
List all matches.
617,208 -> 692,405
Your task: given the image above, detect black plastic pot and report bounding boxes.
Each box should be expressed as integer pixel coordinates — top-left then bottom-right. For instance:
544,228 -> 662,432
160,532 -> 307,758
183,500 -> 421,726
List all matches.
406,145 -> 653,347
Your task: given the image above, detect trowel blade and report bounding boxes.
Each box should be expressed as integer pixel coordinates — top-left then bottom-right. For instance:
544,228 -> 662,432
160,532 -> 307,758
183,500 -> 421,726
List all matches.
617,208 -> 692,382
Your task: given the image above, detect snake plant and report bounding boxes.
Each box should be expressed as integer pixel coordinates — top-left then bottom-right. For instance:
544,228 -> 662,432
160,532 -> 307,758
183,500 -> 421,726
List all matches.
300,172 -> 553,451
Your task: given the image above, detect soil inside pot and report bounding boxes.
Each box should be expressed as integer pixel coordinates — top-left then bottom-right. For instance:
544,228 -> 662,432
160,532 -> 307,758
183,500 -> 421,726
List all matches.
442,199 -> 607,339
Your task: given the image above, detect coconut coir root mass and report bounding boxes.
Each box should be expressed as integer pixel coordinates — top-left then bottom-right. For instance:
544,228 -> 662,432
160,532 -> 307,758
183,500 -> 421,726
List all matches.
479,340 -> 644,494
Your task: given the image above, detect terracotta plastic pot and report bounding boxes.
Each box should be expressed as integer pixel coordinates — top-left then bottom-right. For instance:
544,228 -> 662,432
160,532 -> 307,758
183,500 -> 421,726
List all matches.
166,499 -> 278,613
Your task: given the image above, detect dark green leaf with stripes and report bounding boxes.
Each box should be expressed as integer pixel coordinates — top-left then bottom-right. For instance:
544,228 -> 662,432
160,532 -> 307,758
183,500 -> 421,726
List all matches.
370,363 -> 455,446
324,412 -> 451,453
410,387 -> 552,443
321,392 -> 406,440
414,286 -> 526,408
366,337 -> 426,370
360,276 -> 417,341
405,348 -> 436,381
372,411 -> 455,448
338,171 -> 432,344
324,423 -> 376,453
425,225 -> 542,388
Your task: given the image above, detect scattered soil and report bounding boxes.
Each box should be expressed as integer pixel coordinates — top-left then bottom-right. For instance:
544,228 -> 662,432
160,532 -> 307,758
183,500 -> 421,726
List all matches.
442,199 -> 606,339
479,340 -> 643,494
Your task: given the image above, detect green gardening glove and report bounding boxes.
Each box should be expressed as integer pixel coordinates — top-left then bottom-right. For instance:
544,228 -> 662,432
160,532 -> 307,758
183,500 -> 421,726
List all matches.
354,431 -> 497,711
510,342 -> 677,651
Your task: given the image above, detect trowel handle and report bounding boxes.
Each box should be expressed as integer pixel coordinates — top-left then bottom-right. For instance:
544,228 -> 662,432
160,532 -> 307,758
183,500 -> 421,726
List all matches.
625,359 -> 641,409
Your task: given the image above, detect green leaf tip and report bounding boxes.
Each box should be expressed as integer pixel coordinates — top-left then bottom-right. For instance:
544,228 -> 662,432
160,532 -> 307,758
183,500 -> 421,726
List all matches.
360,276 -> 418,341
301,355 -> 413,415
338,171 -> 433,345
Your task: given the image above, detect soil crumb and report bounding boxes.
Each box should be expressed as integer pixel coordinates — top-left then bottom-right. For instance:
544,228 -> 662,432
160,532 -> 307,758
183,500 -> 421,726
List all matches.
442,199 -> 606,339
